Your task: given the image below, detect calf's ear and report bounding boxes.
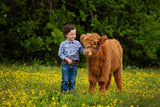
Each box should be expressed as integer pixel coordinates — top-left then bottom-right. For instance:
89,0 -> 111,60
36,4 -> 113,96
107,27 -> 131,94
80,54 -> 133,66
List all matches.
99,36 -> 108,45
80,34 -> 86,43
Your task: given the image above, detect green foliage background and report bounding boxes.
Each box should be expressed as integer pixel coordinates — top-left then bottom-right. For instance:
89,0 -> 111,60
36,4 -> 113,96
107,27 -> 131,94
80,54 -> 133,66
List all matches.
0,0 -> 160,67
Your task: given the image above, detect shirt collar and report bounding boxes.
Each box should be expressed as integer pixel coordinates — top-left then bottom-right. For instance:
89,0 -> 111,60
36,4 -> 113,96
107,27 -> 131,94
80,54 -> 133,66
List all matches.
65,39 -> 76,43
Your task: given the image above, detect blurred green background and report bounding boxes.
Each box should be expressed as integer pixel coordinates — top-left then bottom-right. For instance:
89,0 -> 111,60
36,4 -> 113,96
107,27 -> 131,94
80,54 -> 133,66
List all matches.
0,0 -> 160,67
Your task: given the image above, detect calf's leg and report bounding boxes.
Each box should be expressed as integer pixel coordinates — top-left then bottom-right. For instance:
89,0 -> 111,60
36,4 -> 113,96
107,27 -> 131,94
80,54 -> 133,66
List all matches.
98,81 -> 107,93
89,79 -> 97,94
113,67 -> 122,90
105,73 -> 112,90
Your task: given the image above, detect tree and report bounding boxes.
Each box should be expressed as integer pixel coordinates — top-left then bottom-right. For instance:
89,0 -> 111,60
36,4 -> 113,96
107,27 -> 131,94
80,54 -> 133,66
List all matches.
0,0 -> 160,67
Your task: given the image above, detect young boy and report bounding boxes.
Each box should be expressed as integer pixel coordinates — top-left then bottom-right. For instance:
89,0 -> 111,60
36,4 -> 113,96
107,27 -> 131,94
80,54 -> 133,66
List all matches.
58,24 -> 84,93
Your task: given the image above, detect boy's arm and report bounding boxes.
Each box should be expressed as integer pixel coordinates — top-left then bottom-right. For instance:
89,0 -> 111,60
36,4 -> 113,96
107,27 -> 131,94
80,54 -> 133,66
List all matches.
79,43 -> 85,55
58,43 -> 66,60
58,43 -> 73,65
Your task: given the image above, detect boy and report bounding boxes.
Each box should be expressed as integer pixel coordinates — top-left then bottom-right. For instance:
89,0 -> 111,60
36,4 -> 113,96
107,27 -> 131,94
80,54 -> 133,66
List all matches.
58,24 -> 84,93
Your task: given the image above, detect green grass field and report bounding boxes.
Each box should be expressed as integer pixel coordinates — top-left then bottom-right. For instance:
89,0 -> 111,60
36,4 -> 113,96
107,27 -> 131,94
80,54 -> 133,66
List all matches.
0,64 -> 160,107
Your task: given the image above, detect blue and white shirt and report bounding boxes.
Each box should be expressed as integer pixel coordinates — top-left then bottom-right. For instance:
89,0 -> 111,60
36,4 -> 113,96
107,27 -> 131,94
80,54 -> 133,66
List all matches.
58,40 -> 84,61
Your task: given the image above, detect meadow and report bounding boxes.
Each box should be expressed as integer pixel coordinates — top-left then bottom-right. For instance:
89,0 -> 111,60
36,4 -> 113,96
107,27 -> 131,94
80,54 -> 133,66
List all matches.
0,64 -> 160,107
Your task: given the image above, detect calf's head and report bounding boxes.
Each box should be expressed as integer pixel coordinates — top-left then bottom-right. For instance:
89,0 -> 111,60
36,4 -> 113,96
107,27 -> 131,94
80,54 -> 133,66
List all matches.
80,33 -> 107,56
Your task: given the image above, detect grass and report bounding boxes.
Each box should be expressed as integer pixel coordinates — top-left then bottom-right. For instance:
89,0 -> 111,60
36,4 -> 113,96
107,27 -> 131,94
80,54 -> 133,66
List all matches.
0,64 -> 160,107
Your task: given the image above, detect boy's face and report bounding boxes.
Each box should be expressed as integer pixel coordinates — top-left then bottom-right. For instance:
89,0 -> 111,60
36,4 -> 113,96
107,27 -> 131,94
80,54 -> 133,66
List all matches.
65,29 -> 76,42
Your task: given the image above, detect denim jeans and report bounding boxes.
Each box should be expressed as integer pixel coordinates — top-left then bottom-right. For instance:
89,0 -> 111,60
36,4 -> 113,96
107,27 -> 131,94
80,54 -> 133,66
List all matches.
61,62 -> 78,92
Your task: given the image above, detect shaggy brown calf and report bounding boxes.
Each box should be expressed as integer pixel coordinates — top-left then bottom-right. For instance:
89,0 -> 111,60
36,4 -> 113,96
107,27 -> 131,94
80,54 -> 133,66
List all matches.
80,33 -> 123,93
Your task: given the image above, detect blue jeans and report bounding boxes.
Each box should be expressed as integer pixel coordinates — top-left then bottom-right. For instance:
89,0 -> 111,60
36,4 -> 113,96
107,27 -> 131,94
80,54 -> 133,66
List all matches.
61,62 -> 78,92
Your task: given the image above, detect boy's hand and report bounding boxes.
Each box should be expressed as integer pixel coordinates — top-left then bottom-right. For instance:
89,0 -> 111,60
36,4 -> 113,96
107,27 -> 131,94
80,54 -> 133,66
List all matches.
83,49 -> 87,55
65,57 -> 73,65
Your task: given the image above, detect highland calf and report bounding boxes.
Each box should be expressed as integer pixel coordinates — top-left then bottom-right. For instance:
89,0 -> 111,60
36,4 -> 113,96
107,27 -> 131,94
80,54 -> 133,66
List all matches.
80,33 -> 123,93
